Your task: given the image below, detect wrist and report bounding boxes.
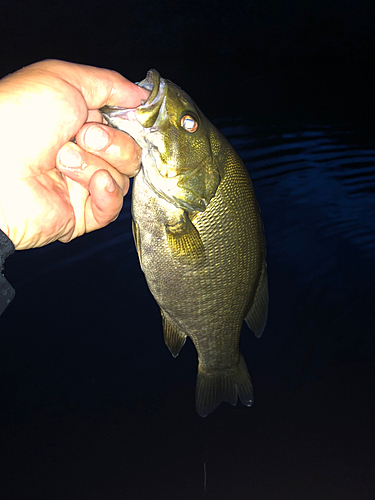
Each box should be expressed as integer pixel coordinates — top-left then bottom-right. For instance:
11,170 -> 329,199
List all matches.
0,226 -> 15,264
0,225 -> 16,317
0,204 -> 10,241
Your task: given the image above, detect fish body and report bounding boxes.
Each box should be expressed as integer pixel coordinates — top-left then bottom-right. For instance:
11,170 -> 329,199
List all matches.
101,70 -> 268,417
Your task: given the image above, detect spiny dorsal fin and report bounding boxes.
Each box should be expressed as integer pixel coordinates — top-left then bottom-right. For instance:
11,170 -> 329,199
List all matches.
161,309 -> 187,358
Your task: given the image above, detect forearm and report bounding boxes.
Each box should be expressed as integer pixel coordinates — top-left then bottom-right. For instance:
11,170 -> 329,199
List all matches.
0,228 -> 15,316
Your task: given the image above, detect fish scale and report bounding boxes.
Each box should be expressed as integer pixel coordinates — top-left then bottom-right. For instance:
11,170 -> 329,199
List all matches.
101,69 -> 268,417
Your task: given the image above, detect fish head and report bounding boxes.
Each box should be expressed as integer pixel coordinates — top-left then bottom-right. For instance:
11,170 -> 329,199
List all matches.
100,69 -> 221,212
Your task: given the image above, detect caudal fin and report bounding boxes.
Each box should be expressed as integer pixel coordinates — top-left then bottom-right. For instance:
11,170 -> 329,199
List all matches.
195,354 -> 254,418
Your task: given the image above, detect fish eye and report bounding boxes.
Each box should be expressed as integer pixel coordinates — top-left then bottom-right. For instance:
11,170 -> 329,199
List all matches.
180,114 -> 198,133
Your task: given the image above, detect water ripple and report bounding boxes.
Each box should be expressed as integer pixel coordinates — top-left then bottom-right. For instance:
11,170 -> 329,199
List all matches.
223,122 -> 375,255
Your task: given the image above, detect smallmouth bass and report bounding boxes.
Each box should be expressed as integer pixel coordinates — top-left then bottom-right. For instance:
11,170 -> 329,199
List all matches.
101,70 -> 268,417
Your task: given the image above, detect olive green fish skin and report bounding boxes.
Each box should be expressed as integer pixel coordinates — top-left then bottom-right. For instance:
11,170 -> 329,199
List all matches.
100,70 -> 268,417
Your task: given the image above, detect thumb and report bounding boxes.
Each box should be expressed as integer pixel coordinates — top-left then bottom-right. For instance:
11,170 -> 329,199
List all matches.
30,59 -> 147,109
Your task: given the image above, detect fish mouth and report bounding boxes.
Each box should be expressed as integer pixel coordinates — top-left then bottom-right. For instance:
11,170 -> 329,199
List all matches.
135,69 -> 167,128
100,69 -> 165,133
137,69 -> 160,104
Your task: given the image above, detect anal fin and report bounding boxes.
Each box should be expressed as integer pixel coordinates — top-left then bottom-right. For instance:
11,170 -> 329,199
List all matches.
161,309 -> 187,358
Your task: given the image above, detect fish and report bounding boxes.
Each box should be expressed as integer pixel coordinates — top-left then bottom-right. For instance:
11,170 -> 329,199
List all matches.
100,69 -> 268,417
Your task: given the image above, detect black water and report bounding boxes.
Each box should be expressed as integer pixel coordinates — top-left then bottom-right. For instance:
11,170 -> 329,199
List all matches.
1,119 -> 374,499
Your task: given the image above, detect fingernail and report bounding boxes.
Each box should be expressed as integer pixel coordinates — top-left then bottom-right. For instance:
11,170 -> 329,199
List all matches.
106,175 -> 116,193
59,145 -> 82,168
84,125 -> 109,151
97,172 -> 116,193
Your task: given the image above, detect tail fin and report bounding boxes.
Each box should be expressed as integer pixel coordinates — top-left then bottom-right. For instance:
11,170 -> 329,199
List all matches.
195,354 -> 254,418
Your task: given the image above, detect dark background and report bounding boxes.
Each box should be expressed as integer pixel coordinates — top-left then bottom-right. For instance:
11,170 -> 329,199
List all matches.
1,1 -> 375,499
1,0 -> 375,128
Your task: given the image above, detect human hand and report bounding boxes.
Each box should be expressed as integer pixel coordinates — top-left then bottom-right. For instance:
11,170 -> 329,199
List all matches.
0,59 -> 149,250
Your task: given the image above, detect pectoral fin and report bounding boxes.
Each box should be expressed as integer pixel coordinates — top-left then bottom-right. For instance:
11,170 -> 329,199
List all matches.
161,309 -> 187,357
165,212 -> 205,264
245,260 -> 268,338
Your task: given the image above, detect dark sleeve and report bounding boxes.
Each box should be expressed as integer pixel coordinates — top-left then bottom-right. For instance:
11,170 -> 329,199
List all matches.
0,229 -> 15,317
